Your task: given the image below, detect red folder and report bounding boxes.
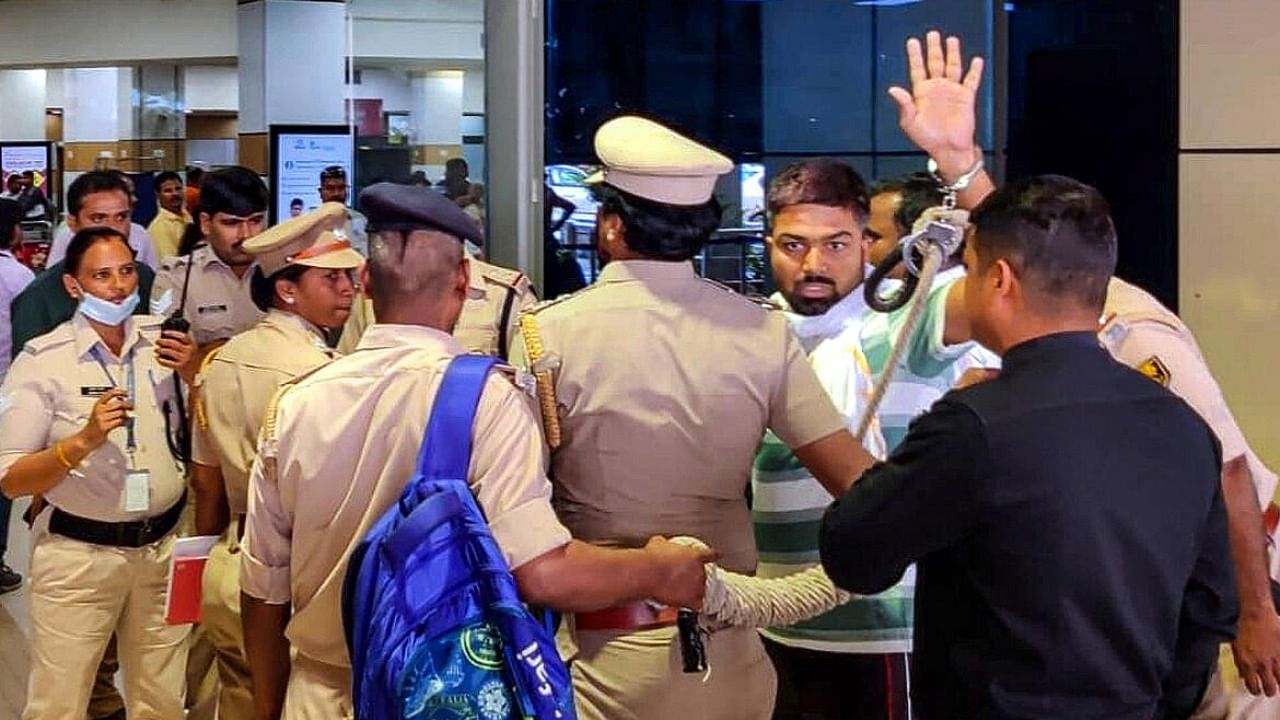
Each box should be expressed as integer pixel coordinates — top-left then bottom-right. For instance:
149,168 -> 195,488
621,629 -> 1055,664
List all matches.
164,535 -> 220,625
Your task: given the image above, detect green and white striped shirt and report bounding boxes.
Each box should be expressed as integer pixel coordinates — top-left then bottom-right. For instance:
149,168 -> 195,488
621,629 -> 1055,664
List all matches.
752,296 -> 896,652
753,272 -> 997,654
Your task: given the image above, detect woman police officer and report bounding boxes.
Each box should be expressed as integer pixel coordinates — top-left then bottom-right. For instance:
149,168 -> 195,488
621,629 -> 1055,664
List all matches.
0,226 -> 197,719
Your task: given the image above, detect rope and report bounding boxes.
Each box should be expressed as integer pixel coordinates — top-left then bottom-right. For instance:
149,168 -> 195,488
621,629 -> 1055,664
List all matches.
669,245 -> 946,629
674,536 -> 855,628
854,243 -> 943,441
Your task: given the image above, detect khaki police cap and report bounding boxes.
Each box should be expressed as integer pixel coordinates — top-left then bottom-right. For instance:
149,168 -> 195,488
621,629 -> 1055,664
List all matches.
584,115 -> 734,206
242,202 -> 364,277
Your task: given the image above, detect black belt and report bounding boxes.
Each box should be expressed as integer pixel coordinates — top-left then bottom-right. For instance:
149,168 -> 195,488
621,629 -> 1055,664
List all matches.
49,492 -> 187,548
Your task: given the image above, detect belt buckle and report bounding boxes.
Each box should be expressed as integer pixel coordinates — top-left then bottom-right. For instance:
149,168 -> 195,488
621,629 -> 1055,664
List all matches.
133,517 -> 154,547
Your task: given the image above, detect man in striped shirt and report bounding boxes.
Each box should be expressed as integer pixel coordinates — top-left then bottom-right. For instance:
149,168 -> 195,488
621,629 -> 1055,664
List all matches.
755,156 -> 994,718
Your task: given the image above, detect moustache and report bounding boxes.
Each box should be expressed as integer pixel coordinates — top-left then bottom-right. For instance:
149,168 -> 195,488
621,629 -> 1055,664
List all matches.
798,275 -> 836,287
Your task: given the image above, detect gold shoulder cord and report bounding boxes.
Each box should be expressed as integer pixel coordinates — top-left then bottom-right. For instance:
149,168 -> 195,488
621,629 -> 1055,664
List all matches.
518,313 -> 562,449
261,385 -> 290,442
193,347 -> 221,431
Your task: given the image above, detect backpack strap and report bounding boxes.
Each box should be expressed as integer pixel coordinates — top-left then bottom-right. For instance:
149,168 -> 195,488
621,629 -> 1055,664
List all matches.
413,354 -> 500,486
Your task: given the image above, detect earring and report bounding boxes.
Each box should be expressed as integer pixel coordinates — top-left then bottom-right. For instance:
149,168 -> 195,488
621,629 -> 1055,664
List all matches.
285,297 -> 295,304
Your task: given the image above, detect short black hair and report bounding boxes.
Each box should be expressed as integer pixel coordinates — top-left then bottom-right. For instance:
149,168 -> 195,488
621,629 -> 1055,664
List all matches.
320,165 -> 347,182
766,159 -> 870,224
290,197 -> 304,207
199,166 -> 268,218
186,166 -> 205,185
64,226 -> 134,275
970,174 -> 1117,312
155,171 -> 182,191
445,158 -> 468,172
871,172 -> 945,234
591,184 -> 721,261
0,198 -> 22,250
249,264 -> 308,312
67,170 -> 132,217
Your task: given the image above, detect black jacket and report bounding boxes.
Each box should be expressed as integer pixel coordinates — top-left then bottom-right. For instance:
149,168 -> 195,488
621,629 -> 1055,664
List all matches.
820,331 -> 1237,720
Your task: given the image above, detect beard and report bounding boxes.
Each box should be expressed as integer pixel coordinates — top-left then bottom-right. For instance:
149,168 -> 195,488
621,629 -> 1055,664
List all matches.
784,275 -> 841,316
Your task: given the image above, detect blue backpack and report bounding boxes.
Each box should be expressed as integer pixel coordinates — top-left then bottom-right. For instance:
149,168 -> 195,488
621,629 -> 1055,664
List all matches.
343,354 -> 578,720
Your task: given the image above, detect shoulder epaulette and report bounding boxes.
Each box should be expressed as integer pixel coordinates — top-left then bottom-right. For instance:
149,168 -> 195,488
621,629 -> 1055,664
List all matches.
260,362 -> 330,441
21,326 -> 73,356
477,263 -> 527,291
522,283 -> 599,316
697,277 -> 774,312
492,360 -> 537,398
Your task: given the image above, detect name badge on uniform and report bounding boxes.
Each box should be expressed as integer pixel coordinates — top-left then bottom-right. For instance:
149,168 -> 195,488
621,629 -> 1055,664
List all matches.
81,385 -> 113,397
196,304 -> 228,315
123,469 -> 151,512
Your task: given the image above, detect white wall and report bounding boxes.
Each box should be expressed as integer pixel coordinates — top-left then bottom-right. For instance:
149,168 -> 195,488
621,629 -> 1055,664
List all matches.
1180,0 -> 1280,469
261,0 -> 345,126
462,69 -> 484,114
237,2 -> 266,134
0,70 -> 47,141
349,0 -> 483,64
64,68 -> 122,142
0,0 -> 237,68
185,66 -> 239,112
45,69 -> 65,109
413,71 -> 463,145
350,67 -> 414,113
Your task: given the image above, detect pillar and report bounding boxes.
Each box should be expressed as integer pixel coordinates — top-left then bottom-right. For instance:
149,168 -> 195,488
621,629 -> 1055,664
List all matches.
236,0 -> 346,174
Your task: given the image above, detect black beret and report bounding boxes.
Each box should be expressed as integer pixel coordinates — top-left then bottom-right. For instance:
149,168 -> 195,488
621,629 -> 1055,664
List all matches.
357,182 -> 483,245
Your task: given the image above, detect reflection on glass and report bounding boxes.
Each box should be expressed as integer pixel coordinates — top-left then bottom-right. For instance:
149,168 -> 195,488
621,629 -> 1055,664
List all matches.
344,0 -> 486,237
545,0 -> 999,294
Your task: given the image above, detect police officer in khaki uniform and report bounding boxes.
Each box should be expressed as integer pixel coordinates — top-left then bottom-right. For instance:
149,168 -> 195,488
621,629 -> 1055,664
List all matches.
239,183 -> 715,720
1101,277 -> 1280,716
339,248 -> 537,359
191,203 -> 361,719
150,165 -> 268,720
510,116 -> 876,720
152,166 -> 269,352
0,226 -> 197,720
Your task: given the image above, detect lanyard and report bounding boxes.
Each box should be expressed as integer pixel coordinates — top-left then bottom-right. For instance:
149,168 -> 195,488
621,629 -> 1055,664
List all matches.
92,344 -> 137,463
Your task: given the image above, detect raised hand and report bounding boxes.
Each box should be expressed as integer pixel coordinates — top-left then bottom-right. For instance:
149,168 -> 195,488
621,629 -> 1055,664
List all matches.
888,31 -> 985,180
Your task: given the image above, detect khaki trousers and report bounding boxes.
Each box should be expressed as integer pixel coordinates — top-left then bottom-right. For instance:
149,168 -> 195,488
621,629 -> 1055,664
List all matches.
559,620 -> 776,720
23,531 -> 189,720
201,529 -> 254,719
283,654 -> 354,720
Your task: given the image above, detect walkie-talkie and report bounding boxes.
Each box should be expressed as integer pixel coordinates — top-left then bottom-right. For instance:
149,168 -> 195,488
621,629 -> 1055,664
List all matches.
161,314 -> 189,334
677,609 -> 707,673
161,240 -> 198,462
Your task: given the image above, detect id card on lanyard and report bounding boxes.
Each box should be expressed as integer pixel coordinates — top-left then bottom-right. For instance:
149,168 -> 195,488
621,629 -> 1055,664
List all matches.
93,345 -> 150,513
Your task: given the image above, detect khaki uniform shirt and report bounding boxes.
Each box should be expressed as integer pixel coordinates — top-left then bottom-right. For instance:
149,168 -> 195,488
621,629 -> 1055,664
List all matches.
0,313 -> 186,521
192,310 -> 335,516
152,245 -> 263,347
240,324 -> 572,667
1101,277 -> 1278,511
147,207 -> 191,261
338,256 -> 536,358
510,259 -> 846,574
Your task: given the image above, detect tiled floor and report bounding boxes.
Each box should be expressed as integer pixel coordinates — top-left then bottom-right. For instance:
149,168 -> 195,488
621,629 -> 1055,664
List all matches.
1,496 -> 33,719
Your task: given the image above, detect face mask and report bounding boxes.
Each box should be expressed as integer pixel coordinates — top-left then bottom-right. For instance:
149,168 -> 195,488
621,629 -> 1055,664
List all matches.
74,282 -> 140,326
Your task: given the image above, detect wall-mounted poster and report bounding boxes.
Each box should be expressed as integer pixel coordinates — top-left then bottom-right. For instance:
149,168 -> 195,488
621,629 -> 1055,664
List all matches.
268,125 -> 354,224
